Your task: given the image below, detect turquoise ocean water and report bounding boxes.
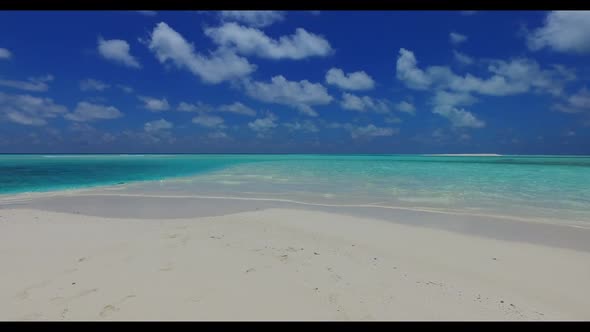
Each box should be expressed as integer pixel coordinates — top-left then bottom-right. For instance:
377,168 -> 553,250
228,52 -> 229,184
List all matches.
1,154 -> 589,223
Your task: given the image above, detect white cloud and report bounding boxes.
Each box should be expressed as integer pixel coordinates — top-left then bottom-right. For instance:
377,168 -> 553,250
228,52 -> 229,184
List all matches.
0,92 -> 67,126
144,119 -> 173,133
208,131 -> 229,139
453,50 -> 474,65
325,68 -> 375,91
243,76 -> 333,116
568,88 -> 590,109
67,123 -> 118,145
192,114 -> 225,128
486,58 -> 575,96
123,128 -> 175,145
204,22 -> 332,60
396,48 -> 575,130
397,48 -> 574,97
0,75 -> 54,92
394,101 -> 416,114
527,11 -> 590,54
350,124 -> 397,139
218,102 -> 257,116
148,22 -> 255,84
449,32 -> 468,45
283,120 -> 319,133
385,116 -> 402,124
431,128 -> 447,140
553,88 -> 590,113
137,10 -> 157,16
0,48 -> 12,60
65,101 -> 123,122
396,48 -> 432,90
80,79 -> 110,91
219,11 -> 285,27
177,101 -> 211,113
329,122 -> 397,139
177,101 -> 256,116
431,91 -> 482,128
98,37 -> 141,68
117,84 -> 134,93
433,90 -> 477,107
248,113 -> 278,133
433,105 -> 485,128
340,93 -> 390,113
138,96 -> 170,112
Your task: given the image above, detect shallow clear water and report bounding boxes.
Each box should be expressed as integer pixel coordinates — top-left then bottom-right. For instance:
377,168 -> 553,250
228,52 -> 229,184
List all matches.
1,154 -> 590,222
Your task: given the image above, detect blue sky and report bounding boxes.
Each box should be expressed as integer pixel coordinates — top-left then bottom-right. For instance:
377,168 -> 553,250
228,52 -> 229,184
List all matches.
0,10 -> 589,154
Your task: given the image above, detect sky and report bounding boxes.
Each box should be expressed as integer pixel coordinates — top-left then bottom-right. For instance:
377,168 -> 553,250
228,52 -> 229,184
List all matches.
0,10 -> 589,154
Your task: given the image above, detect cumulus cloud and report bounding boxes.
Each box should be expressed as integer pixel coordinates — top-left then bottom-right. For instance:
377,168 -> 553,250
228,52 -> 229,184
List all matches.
397,48 -> 574,97
148,22 -> 255,84
208,131 -> 229,139
449,32 -> 468,44
204,22 -> 332,60
177,101 -> 256,116
329,122 -> 397,139
553,88 -> 590,113
453,50 -> 474,65
486,59 -> 576,96
340,93 -> 390,113
396,49 -> 527,129
192,114 -> 225,128
248,112 -> 278,133
433,106 -> 485,128
0,48 -> 12,60
98,37 -> 141,68
177,101 -> 211,113
325,68 -> 375,91
283,120 -> 319,133
394,101 -> 416,114
243,76 -> 333,116
80,79 -> 110,91
65,102 -> 123,122
144,119 -> 173,133
137,119 -> 175,144
218,102 -> 257,116
432,90 -> 477,108
66,123 -> 118,145
117,84 -> 134,93
138,96 -> 170,112
431,91 -> 483,128
0,75 -> 54,92
350,124 -> 397,139
219,11 -> 285,27
527,11 -> 590,54
396,48 -> 432,90
0,92 -> 67,126
385,116 -> 402,124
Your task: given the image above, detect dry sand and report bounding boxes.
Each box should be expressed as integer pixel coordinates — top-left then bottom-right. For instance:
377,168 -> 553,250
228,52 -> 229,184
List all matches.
1,195 -> 590,321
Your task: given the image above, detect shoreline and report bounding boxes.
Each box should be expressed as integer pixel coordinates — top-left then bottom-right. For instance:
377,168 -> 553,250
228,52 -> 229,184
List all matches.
3,190 -> 590,253
2,187 -> 588,228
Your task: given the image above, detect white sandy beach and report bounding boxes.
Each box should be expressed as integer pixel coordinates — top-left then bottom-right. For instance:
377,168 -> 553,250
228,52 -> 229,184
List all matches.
1,191 -> 590,321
